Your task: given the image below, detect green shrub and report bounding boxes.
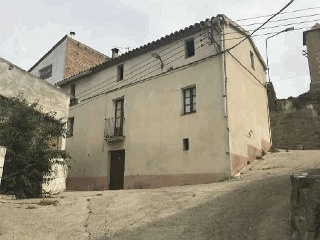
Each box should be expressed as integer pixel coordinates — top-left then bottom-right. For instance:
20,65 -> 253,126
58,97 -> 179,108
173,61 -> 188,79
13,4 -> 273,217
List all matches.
0,96 -> 70,199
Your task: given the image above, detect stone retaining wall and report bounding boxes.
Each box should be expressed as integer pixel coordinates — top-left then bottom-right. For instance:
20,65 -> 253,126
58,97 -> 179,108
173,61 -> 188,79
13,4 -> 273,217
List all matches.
271,106 -> 320,150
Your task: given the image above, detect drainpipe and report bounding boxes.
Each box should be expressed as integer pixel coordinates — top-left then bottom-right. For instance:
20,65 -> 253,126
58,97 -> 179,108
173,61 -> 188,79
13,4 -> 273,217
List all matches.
215,15 -> 231,170
216,15 -> 228,118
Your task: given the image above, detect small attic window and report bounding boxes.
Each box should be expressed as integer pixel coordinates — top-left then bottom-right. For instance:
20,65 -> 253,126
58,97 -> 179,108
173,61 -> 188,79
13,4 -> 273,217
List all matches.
39,65 -> 52,80
185,38 -> 195,58
250,51 -> 255,70
117,64 -> 124,81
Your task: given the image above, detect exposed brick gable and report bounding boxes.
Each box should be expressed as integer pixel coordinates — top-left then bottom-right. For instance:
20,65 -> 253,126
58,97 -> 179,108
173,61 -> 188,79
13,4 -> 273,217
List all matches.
64,38 -> 109,79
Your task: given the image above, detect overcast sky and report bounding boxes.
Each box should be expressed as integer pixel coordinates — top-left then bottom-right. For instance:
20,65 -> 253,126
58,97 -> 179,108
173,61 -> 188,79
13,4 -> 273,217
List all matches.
0,0 -> 319,98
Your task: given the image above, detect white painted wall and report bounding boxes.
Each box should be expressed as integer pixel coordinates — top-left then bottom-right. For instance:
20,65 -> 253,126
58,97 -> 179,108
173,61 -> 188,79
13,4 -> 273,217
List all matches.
30,39 -> 67,85
0,146 -> 6,186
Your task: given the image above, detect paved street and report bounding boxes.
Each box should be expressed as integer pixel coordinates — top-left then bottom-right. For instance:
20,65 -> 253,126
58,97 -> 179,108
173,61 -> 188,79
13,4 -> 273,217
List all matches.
1,150 -> 320,240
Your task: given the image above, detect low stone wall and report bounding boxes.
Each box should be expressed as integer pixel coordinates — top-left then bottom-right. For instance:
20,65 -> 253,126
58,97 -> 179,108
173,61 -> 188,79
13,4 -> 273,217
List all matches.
291,170 -> 320,239
42,159 -> 68,194
271,106 -> 320,150
0,146 -> 6,185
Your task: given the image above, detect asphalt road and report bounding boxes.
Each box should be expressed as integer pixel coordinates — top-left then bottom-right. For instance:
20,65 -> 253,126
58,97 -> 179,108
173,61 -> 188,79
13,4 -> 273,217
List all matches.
1,150 -> 320,240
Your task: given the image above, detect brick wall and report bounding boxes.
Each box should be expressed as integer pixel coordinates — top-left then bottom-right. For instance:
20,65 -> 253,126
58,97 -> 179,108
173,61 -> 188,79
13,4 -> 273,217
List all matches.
64,38 -> 109,79
271,106 -> 320,150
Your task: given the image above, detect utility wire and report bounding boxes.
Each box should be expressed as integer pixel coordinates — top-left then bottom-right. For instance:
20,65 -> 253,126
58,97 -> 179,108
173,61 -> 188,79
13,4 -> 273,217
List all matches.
74,32 -> 207,98
223,18 -> 319,36
224,26 -> 313,41
224,0 -> 295,53
235,6 -> 320,22
72,0 -> 298,104
76,34 -> 211,99
78,1 -> 297,100
239,13 -> 320,27
72,50 -> 223,110
80,42 -> 208,102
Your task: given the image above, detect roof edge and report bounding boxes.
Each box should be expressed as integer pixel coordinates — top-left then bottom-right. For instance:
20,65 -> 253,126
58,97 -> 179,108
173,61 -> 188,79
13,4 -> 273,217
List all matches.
1,58 -> 69,98
222,15 -> 268,70
28,35 -> 68,72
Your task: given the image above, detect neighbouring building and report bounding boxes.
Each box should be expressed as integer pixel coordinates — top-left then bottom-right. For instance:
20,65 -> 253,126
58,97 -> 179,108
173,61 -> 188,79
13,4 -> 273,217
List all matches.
57,14 -> 271,191
269,23 -> 320,151
28,34 -> 109,85
0,58 -> 70,193
303,23 -> 320,92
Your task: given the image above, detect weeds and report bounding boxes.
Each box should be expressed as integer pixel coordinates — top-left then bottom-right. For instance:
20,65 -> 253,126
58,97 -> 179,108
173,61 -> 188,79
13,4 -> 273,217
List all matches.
38,199 -> 59,206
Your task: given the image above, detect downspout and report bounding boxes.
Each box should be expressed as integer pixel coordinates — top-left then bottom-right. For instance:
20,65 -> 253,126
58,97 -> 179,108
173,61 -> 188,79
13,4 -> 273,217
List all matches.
215,15 -> 231,173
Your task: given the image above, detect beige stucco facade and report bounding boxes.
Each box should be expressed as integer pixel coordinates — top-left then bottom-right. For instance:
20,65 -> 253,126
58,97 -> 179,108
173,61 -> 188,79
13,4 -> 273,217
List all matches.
59,15 -> 270,190
223,21 -> 271,175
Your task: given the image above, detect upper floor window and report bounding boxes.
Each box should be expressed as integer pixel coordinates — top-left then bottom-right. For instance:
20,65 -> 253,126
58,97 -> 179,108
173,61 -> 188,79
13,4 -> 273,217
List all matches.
185,38 -> 195,58
70,84 -> 76,98
66,117 -> 74,138
183,86 -> 196,114
39,65 -> 52,80
117,64 -> 124,81
114,98 -> 124,136
69,84 -> 78,106
250,51 -> 255,70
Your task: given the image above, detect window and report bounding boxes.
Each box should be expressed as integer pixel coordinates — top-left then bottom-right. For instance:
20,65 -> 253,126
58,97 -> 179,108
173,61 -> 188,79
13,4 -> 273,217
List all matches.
250,51 -> 255,70
183,138 -> 189,151
183,86 -> 196,114
66,117 -> 74,137
70,84 -> 75,98
185,38 -> 195,58
114,98 -> 124,136
39,65 -> 52,79
69,84 -> 78,106
117,64 -> 124,81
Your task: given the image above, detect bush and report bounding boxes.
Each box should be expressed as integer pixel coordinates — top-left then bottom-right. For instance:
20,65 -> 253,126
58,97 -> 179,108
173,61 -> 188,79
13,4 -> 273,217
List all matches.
0,96 -> 70,198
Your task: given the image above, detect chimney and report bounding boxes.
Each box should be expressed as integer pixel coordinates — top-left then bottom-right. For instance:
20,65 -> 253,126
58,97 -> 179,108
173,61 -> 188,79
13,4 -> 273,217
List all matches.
111,48 -> 119,59
69,31 -> 76,38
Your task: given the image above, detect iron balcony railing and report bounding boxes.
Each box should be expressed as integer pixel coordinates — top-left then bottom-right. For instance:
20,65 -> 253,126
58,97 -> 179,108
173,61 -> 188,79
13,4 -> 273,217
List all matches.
105,117 -> 124,138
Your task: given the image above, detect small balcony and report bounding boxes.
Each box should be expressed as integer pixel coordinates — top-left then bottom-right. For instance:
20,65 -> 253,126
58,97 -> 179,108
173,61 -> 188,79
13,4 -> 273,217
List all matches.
105,117 -> 125,142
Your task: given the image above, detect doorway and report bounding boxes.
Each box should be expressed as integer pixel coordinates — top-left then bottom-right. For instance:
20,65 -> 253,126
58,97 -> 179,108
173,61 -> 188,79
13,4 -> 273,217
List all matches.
109,150 -> 125,190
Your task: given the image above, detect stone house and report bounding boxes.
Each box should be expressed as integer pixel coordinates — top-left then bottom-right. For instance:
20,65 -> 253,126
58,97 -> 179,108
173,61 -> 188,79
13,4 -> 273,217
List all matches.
28,34 -> 109,85
303,23 -> 320,92
57,14 -> 271,190
0,58 -> 70,193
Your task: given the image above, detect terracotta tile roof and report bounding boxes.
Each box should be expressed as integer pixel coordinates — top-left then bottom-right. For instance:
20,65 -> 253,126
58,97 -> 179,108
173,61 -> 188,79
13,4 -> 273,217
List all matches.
57,14 -> 267,86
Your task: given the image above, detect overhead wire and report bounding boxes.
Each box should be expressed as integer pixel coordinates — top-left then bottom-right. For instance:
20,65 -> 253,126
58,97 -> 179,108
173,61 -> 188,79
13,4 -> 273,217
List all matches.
234,6 -> 320,22
71,0 -> 310,106
223,0 -> 295,53
71,49 -> 223,110
223,26 -> 314,41
239,13 -> 320,27
74,1 -> 313,100
75,32 -> 213,99
223,18 -> 320,36
79,40 -> 211,103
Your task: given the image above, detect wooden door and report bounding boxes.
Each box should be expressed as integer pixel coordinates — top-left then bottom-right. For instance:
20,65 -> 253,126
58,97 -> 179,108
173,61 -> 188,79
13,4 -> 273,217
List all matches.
109,150 -> 125,190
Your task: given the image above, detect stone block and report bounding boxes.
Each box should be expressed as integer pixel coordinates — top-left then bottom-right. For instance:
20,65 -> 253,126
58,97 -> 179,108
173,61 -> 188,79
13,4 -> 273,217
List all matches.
291,170 -> 320,239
